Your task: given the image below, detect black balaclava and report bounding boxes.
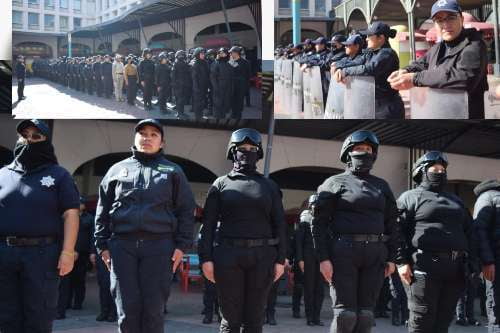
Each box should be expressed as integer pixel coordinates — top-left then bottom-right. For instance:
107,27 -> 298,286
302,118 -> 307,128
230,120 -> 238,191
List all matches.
347,151 -> 374,174
131,146 -> 163,162
14,140 -> 58,171
232,149 -> 258,174
421,167 -> 447,192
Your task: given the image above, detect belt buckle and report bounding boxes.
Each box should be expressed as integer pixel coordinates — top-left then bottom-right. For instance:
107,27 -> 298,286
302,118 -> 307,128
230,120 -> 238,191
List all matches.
6,236 -> 17,246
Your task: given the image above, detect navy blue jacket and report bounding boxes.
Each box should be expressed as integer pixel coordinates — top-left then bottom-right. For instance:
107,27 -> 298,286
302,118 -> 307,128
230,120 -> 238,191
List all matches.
94,148 -> 196,254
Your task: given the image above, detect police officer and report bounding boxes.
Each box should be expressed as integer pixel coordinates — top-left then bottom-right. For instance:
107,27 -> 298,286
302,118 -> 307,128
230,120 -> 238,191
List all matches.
90,222 -> 117,322
395,151 -> 476,333
93,55 -> 103,97
326,34 -> 348,67
229,46 -> 251,119
301,37 -> 331,101
331,35 -> 365,73
57,195 -> 94,319
94,119 -> 196,333
388,0 -> 489,118
289,221 -> 304,319
473,178 -> 500,332
138,48 -> 156,110
124,54 -> 138,106
334,22 -> 405,119
312,130 -> 397,333
171,50 -> 191,118
296,196 -> 325,326
199,128 -> 287,333
15,55 -> 26,102
155,52 -> 172,113
211,48 -> 233,119
191,47 -> 210,120
205,48 -> 217,115
101,55 -> 113,99
0,119 -> 80,332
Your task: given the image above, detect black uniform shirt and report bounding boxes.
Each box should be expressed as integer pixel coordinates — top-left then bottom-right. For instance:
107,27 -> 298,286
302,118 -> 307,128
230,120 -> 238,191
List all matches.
199,170 -> 287,264
396,184 -> 473,265
313,169 -> 398,262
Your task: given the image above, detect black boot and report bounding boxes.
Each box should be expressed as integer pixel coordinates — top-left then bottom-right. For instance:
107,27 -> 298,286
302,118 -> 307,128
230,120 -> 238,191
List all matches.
267,312 -> 277,325
456,317 -> 468,326
392,311 -> 402,326
96,312 -> 108,321
202,315 -> 213,324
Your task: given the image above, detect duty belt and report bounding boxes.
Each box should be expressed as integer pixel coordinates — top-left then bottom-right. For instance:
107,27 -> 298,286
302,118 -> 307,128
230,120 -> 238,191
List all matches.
417,249 -> 467,261
218,238 -> 279,248
1,236 -> 57,247
335,234 -> 389,243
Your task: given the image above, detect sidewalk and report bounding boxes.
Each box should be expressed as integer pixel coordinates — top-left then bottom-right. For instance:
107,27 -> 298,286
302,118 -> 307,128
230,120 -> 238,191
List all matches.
53,273 -> 487,332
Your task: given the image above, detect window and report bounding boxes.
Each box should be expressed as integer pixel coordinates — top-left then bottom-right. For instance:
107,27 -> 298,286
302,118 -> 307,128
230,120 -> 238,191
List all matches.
73,0 -> 81,12
44,14 -> 54,30
105,0 -> 109,9
112,9 -> 117,17
60,0 -> 68,9
28,12 -> 39,29
278,0 -> 290,8
13,11 -> 23,29
28,0 -> 39,9
44,0 -> 54,9
13,0 -> 23,8
73,17 -> 81,28
60,15 -> 69,31
315,0 -> 325,12
301,0 -> 309,9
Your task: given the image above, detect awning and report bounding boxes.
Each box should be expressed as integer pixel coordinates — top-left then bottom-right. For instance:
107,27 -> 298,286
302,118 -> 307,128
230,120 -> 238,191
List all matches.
71,0 -> 258,38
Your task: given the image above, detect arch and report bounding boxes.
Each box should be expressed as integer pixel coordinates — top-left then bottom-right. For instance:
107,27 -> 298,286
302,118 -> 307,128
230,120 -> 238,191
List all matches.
96,42 -> 112,55
117,38 -> 141,56
371,0 -> 406,24
59,43 -> 92,57
193,22 -> 256,49
278,29 -> 323,46
270,166 -> 343,191
346,8 -> 369,31
13,42 -> 53,58
148,32 -> 183,52
0,146 -> 13,167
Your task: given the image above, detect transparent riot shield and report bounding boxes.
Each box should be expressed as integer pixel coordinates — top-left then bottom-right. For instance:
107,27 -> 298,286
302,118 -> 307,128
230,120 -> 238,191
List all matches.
303,68 -> 312,118
273,59 -> 281,112
282,60 -> 293,116
291,61 -> 303,119
309,66 -> 325,119
344,76 -> 375,119
410,87 -> 468,119
484,91 -> 500,119
324,79 -> 345,119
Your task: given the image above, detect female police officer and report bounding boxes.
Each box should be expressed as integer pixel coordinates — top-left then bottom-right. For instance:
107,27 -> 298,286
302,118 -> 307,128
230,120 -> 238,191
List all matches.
333,22 -> 405,119
198,128 -> 287,333
94,119 -> 196,333
395,151 -> 475,333
312,130 -> 397,333
0,119 -> 80,332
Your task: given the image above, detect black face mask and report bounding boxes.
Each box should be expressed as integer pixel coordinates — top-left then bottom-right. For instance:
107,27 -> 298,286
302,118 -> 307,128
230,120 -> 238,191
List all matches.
131,146 -> 162,162
422,171 -> 447,192
14,140 -> 58,171
347,151 -> 374,174
233,150 -> 258,173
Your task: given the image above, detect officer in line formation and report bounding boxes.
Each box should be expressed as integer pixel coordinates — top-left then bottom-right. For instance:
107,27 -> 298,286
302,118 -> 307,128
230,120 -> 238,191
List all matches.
56,196 -> 95,320
29,44 -> 251,119
15,55 -> 27,102
0,119 -> 81,332
199,128 -> 287,333
276,0 -> 489,119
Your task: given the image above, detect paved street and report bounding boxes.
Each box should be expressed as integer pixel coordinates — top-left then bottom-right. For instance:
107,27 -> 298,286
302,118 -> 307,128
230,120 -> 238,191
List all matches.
12,77 -> 262,119
53,273 -> 487,332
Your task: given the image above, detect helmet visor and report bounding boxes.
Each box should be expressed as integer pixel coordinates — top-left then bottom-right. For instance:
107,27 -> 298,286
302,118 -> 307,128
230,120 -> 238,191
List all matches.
230,128 -> 262,146
350,130 -> 379,146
